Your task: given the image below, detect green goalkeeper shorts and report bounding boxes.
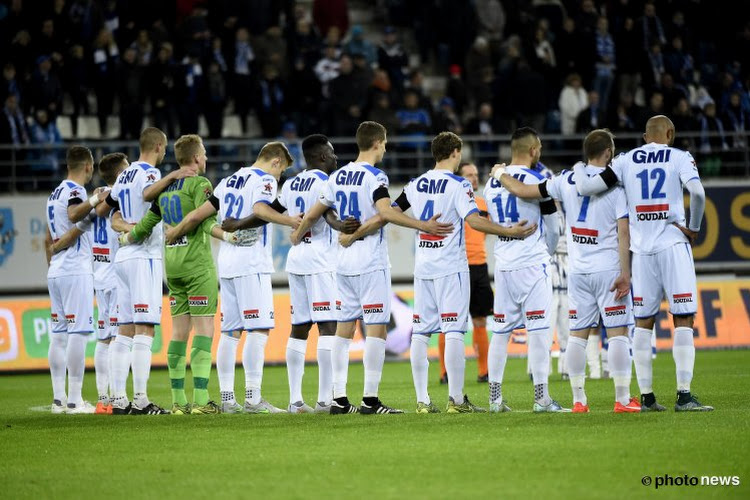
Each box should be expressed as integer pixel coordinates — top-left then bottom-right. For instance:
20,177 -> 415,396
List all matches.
167,270 -> 218,317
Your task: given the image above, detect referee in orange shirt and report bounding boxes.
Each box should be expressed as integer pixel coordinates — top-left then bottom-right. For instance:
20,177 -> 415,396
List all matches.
438,162 -> 492,384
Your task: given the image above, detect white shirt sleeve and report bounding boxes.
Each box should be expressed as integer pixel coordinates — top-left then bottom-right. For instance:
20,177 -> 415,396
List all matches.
319,177 -> 336,208
253,175 -> 278,205
678,150 -> 701,185
545,174 -> 563,201
615,186 -> 628,219
455,180 -> 479,219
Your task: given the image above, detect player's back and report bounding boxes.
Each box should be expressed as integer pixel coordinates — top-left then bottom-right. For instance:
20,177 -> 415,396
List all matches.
613,143 -> 698,254
46,180 -> 92,278
550,167 -> 625,274
404,169 -> 477,278
281,169 -> 334,274
326,161 -> 389,275
92,213 -> 119,288
157,176 -> 215,278
483,165 -> 548,270
214,167 -> 274,277
111,161 -> 163,261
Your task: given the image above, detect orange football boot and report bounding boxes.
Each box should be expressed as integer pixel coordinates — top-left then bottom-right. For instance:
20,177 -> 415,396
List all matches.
614,397 -> 642,413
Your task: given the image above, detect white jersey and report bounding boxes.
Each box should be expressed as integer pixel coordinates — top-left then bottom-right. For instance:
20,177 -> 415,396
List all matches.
214,166 -> 276,278
483,165 -> 550,271
46,180 -> 92,278
610,142 -> 700,254
92,213 -> 119,289
402,169 -> 478,279
550,210 -> 568,290
546,166 -> 627,274
110,161 -> 163,262
279,169 -> 336,275
320,161 -> 390,276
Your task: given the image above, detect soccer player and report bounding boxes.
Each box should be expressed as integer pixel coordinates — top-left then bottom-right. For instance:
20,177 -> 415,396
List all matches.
498,129 -> 640,412
291,121 -> 453,414
483,127 -> 567,413
166,142 -> 301,413
97,127 -> 192,415
437,161 -> 493,385
223,135 -> 360,413
549,206 -> 570,380
45,145 -> 109,413
384,132 -> 536,413
571,115 -> 713,412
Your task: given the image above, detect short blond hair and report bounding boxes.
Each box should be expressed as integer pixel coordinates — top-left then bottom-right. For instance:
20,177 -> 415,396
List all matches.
174,134 -> 204,165
139,127 -> 167,153
258,141 -> 293,165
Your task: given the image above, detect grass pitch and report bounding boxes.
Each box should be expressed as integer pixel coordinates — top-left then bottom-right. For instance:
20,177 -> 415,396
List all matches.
1,350 -> 749,499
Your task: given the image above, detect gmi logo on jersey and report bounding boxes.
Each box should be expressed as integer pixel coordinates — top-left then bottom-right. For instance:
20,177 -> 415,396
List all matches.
441,312 -> 458,323
493,313 -> 505,324
189,296 -> 209,307
636,203 -> 669,221
363,303 -> 384,314
569,310 -> 578,320
93,247 -> 111,263
419,233 -> 445,248
134,304 -> 149,314
571,227 -> 598,245
243,309 -> 260,320
412,314 -> 421,324
604,305 -> 627,317
312,301 -> 331,312
633,296 -> 644,307
632,149 -> 672,164
673,293 -> 694,304
526,310 -> 545,321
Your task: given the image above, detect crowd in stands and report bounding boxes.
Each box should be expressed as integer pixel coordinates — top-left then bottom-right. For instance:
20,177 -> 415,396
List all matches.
1,0 -> 750,177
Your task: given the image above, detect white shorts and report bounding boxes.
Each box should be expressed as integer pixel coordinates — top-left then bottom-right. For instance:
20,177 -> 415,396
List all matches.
220,273 -> 275,332
337,269 -> 392,325
413,272 -> 470,335
492,265 -> 552,333
632,243 -> 698,318
95,287 -> 118,340
289,272 -> 339,325
115,258 -> 163,325
568,271 -> 633,331
48,274 -> 94,334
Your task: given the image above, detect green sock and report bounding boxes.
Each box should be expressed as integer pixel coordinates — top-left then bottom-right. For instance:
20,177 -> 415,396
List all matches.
191,335 -> 213,406
167,340 -> 188,406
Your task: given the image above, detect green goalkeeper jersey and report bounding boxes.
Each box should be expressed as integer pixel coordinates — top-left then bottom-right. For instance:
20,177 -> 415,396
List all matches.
131,175 -> 217,278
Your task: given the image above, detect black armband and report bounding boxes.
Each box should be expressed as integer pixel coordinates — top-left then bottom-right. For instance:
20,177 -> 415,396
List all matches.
538,180 -> 549,199
105,193 -> 119,210
601,166 -> 618,188
393,191 -> 411,211
372,186 -> 390,203
68,197 -> 83,207
478,210 -> 489,218
270,199 -> 286,213
208,194 -> 220,211
540,199 -> 557,215
149,201 -> 161,216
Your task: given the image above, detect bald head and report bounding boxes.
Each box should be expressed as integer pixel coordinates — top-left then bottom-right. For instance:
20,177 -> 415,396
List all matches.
644,115 -> 675,145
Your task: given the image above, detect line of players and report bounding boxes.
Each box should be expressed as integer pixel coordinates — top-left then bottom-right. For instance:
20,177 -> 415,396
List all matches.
44,116 -> 712,414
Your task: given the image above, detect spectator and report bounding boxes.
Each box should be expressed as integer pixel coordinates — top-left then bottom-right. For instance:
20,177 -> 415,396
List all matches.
202,61 -> 227,139
643,42 -> 665,91
664,36 -> 693,84
292,18 -> 322,68
313,0 -> 349,41
34,18 -> 63,64
254,63 -> 286,138
514,61 -> 547,132
465,36 -> 492,107
255,25 -> 287,78
475,0 -> 505,43
62,45 -> 88,137
367,92 -> 400,136
445,64 -> 468,116
672,97 -> 696,151
555,18 -> 590,84
329,55 -> 367,136
637,91 -> 665,129
2,63 -> 22,108
615,17 -> 641,101
209,37 -> 228,73
29,109 -> 62,177
343,25 -> 377,66
117,47 -> 145,140
660,73 -> 688,115
433,97 -> 463,135
378,26 -> 408,91
287,56 -> 322,136
406,70 -> 433,119
279,121 -> 305,174
9,30 -> 34,79
150,42 -> 178,139
131,29 -> 154,66
576,0 -> 599,36
395,89 -> 431,150
179,6 -> 211,61
0,94 -> 30,147
558,73 -> 588,135
231,27 -> 256,134
177,52 -> 204,135
575,91 -> 606,133
531,23 -> 557,108
639,1 -> 667,51
722,92 -> 749,149
699,101 -> 728,176
593,17 -> 616,113
465,102 -> 497,162
91,28 -> 119,137
314,44 -> 340,98
29,55 -> 62,119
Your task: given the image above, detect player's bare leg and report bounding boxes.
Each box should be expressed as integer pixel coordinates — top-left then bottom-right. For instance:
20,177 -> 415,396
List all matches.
217,330 -> 243,412
672,314 -> 713,411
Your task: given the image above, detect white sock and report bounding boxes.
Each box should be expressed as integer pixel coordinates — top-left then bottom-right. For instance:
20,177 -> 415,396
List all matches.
316,335 -> 334,405
48,332 -> 68,402
633,327 -> 653,394
608,335 -> 632,405
445,332 -> 466,403
132,334 -> 153,406
65,334 -> 88,406
243,332 -> 268,405
586,334 -> 601,377
673,327 -> 695,392
567,336 -> 587,405
107,339 -> 115,397
363,336 -> 386,398
488,332 -> 510,404
94,342 -> 110,402
110,334 -> 133,401
332,336 -> 351,399
528,330 -> 551,386
410,334 -> 430,404
286,337 -> 307,405
217,334 -> 239,399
